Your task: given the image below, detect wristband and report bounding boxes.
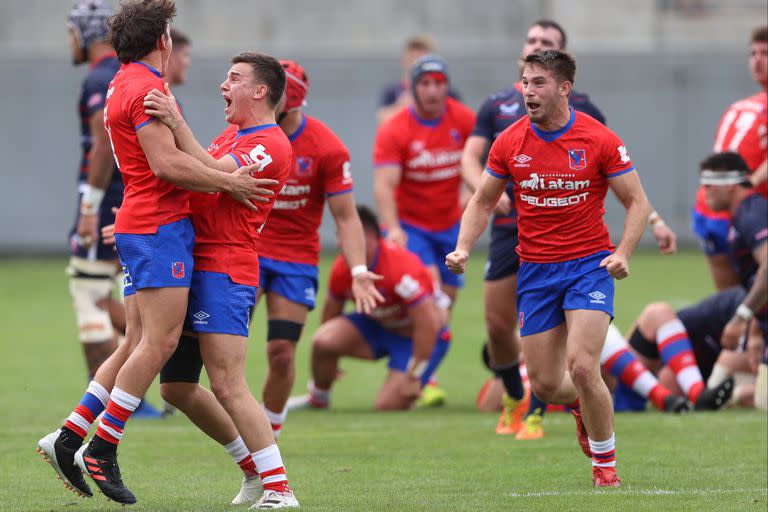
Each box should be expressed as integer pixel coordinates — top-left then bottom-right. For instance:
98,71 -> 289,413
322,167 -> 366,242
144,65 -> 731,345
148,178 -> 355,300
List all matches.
648,210 -> 665,227
351,265 -> 368,278
81,185 -> 105,215
736,304 -> 754,322
406,358 -> 428,379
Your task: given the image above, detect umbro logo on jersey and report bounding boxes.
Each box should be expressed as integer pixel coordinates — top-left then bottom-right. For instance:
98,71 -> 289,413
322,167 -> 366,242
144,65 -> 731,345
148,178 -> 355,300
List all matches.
513,154 -> 532,166
589,291 -> 606,304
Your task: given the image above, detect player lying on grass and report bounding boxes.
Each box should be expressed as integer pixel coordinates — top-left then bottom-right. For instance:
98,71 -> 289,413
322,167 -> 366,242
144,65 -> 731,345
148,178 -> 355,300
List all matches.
288,206 -> 452,411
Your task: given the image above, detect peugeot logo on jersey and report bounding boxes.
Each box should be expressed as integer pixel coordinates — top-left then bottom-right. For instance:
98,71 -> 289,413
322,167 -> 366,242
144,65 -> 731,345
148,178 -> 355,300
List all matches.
568,149 -> 587,170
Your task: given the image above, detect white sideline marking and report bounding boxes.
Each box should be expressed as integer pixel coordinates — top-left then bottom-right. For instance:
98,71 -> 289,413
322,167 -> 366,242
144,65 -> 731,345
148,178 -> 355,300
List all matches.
507,487 -> 766,498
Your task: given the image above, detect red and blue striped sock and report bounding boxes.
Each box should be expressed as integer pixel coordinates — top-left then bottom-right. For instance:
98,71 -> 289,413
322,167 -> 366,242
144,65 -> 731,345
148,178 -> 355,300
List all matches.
94,387 -> 140,446
589,434 -> 616,468
657,319 -> 704,403
63,381 -> 110,440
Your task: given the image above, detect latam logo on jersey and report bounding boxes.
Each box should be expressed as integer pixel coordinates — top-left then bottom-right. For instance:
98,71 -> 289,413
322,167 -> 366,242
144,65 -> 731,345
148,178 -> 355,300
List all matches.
407,148 -> 463,170
274,183 -> 311,210
518,173 -> 590,208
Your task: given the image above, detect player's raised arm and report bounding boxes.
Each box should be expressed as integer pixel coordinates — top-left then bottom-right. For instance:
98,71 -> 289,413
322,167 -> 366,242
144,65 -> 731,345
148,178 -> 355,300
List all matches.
446,169 -> 507,274
136,121 -> 277,209
603,170 -> 652,279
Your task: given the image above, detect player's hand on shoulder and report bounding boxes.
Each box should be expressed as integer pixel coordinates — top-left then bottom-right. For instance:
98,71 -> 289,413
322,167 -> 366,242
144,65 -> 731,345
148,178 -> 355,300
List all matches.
352,271 -> 385,314
445,249 -> 469,275
386,226 -> 408,247
144,83 -> 180,131
600,252 -> 629,279
652,222 -> 677,255
227,165 -> 279,209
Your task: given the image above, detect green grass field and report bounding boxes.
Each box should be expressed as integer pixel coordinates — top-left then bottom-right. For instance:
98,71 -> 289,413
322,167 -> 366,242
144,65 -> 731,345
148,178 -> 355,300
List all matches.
1,251 -> 766,511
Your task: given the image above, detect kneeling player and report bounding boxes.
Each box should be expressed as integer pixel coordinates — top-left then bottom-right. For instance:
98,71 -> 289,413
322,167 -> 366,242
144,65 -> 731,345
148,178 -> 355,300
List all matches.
628,152 -> 766,409
291,206 -> 451,410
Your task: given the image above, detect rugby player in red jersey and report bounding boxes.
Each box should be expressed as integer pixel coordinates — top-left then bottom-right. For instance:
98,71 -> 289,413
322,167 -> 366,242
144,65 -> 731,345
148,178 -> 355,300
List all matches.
290,206 -> 451,410
254,60 -> 382,439
373,54 -> 475,404
448,50 -> 653,487
694,25 -> 767,290
35,1 -> 278,506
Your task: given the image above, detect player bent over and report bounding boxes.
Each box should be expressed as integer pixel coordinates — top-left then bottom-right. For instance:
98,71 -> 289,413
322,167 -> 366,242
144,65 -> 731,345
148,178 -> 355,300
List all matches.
290,206 -> 451,410
448,50 -> 652,487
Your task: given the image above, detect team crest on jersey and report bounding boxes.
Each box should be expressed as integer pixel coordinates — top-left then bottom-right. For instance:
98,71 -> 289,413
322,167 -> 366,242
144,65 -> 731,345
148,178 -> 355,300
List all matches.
568,149 -> 587,170
295,157 -> 315,177
519,311 -> 524,329
171,262 -> 185,279
449,128 -> 461,143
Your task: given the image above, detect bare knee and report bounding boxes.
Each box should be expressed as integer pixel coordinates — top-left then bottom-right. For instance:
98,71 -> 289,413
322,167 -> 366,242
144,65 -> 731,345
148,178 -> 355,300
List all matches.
568,356 -> 602,390
485,311 -> 516,347
160,382 -> 193,409
374,394 -> 410,411
268,342 -> 296,373
529,375 -> 560,403
637,302 -> 677,337
312,329 -> 337,356
209,377 -> 246,410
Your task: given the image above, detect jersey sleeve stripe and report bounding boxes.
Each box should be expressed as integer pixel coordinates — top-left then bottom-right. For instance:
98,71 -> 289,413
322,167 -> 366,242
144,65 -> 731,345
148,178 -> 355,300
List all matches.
134,118 -> 154,131
606,166 -> 636,178
228,153 -> 243,167
325,189 -> 354,198
484,166 -> 508,180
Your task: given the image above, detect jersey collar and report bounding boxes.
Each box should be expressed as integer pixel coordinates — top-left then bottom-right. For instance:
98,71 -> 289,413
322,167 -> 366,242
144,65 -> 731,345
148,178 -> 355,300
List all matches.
408,105 -> 443,127
236,123 -> 278,138
530,108 -> 576,142
132,60 -> 162,78
90,52 -> 118,70
287,113 -> 307,142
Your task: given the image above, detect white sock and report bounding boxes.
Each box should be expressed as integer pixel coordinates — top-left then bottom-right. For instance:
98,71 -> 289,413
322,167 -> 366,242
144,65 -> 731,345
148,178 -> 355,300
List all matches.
264,407 -> 288,438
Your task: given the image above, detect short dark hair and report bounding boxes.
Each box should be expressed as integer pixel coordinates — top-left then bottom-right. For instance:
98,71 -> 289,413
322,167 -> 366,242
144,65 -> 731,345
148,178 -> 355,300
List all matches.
699,152 -> 750,173
405,35 -> 434,53
230,52 -> 286,109
170,27 -> 190,48
356,206 -> 381,238
531,19 -> 567,49
752,25 -> 767,44
108,0 -> 176,64
522,49 -> 576,84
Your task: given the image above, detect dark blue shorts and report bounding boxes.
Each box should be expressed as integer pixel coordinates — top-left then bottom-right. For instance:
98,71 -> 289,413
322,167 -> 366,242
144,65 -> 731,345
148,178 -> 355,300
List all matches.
676,287 -> 765,380
517,251 -> 614,337
258,257 -> 319,310
691,207 -> 731,256
345,312 -> 451,387
69,187 -> 123,262
484,222 -> 520,281
401,220 -> 464,289
114,218 -> 194,293
186,271 -> 257,337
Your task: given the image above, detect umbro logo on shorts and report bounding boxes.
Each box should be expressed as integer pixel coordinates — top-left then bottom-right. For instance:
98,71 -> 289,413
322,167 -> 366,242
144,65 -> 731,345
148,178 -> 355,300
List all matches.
193,311 -> 210,325
589,291 -> 606,304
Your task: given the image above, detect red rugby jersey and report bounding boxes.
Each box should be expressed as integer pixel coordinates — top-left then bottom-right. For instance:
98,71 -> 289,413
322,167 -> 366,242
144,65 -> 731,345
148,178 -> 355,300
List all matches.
256,115 -> 353,265
373,98 -> 475,231
696,91 -> 768,218
486,110 -> 635,263
328,240 -> 434,330
106,62 -> 190,234
191,124 -> 292,286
